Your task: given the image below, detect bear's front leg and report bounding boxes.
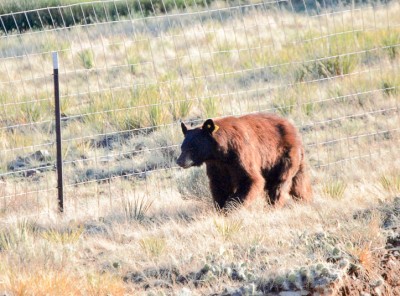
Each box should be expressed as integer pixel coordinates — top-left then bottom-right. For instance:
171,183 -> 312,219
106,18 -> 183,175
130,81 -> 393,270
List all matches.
232,171 -> 265,207
206,164 -> 234,211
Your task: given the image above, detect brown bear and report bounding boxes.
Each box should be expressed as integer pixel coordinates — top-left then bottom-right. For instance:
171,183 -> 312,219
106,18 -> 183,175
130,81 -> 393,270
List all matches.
176,113 -> 312,210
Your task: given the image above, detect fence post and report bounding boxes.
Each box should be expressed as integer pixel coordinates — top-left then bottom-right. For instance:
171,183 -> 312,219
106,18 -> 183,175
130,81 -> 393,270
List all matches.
53,51 -> 64,213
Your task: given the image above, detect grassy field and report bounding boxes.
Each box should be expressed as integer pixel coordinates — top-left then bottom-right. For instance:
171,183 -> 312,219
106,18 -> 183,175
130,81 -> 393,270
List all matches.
0,0 -> 400,295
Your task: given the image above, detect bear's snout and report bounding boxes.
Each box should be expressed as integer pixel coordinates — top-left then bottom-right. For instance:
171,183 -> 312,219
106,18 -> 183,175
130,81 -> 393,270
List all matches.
176,154 -> 193,169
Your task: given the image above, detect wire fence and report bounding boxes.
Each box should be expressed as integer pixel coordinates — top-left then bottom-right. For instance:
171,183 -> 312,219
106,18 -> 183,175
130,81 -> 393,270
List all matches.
0,0 -> 399,216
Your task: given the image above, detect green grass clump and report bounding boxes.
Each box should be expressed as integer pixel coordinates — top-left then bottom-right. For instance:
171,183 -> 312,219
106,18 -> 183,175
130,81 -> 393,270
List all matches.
202,97 -> 220,118
19,101 -> 49,123
147,103 -> 169,127
301,100 -> 318,117
214,218 -> 243,241
379,172 -> 400,193
41,35 -> 70,53
139,236 -> 166,258
380,75 -> 400,97
122,195 -> 154,221
273,95 -> 296,116
41,226 -> 83,245
381,31 -> 400,60
272,87 -> 301,116
296,54 -> 359,81
78,49 -> 95,69
127,56 -> 141,75
170,99 -> 193,120
322,180 -> 347,199
0,220 -> 32,251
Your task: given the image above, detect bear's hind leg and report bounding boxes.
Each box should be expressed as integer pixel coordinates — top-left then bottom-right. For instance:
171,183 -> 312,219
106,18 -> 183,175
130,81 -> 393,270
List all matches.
267,151 -> 300,207
290,163 -> 312,202
267,178 -> 292,208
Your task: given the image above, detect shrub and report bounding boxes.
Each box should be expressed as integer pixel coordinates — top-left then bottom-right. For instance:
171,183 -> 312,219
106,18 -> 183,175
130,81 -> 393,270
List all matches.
177,167 -> 212,201
78,49 -> 95,69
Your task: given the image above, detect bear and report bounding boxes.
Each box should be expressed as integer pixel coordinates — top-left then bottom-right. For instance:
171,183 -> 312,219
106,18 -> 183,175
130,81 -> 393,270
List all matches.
176,113 -> 312,211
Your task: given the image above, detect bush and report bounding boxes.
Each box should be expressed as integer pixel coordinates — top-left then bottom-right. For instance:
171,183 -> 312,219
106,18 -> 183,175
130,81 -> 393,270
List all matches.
177,167 -> 212,201
0,0 -> 211,33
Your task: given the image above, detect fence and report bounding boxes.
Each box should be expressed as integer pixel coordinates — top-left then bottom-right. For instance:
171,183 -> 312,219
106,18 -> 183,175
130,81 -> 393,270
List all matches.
0,0 -> 399,216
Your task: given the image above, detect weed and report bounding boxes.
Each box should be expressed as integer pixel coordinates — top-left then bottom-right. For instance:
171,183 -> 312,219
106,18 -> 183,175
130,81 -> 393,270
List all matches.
0,219 -> 32,251
147,103 -> 168,127
380,75 -> 399,97
139,236 -> 166,258
78,49 -> 95,69
113,109 -> 143,131
381,81 -> 397,97
85,273 -> 126,295
41,226 -> 83,245
304,55 -> 358,79
122,195 -> 154,221
272,89 -> 297,116
74,138 -> 92,157
216,41 -> 234,57
379,172 -> 400,193
322,180 -> 347,199
127,52 -> 141,75
171,99 -> 193,120
2,270 -> 125,295
214,218 -> 243,241
202,97 -> 220,118
41,35 -> 70,53
302,100 -> 317,117
329,85 -> 347,103
382,31 -> 400,60
19,101 -> 50,124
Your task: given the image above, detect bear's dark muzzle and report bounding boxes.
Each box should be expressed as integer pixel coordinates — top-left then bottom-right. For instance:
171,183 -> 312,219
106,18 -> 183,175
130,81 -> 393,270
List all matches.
176,155 -> 193,169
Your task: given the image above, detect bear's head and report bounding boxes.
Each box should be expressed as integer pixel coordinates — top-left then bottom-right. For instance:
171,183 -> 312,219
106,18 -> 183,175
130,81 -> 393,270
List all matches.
176,119 -> 219,168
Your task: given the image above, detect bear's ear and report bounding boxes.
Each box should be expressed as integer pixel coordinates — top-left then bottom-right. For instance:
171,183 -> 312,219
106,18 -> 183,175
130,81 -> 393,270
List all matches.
202,119 -> 219,134
181,122 -> 188,135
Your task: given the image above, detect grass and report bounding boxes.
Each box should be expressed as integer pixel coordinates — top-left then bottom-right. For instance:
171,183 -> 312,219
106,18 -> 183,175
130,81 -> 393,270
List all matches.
139,236 -> 167,258
1,169 -> 398,294
122,194 -> 154,221
0,154 -> 399,292
272,88 -> 298,116
0,219 -> 32,251
214,217 -> 243,241
41,226 -> 83,245
379,171 -> 400,194
202,97 -> 220,118
78,49 -> 95,69
1,270 -> 126,295
382,31 -> 400,60
322,179 -> 347,199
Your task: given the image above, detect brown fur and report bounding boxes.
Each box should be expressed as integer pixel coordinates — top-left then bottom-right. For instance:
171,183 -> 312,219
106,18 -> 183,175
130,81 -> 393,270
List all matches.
177,113 -> 313,210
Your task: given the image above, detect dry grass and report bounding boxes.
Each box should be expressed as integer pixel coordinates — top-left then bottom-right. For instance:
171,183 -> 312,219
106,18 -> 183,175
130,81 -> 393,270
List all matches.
0,155 -> 398,294
1,269 -> 127,295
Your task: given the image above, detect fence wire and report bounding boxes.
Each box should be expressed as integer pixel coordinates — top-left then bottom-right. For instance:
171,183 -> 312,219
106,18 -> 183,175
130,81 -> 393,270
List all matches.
0,0 -> 399,216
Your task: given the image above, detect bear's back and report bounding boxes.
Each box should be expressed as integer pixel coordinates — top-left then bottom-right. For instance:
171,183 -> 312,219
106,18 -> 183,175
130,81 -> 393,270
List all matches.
212,113 -> 302,164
